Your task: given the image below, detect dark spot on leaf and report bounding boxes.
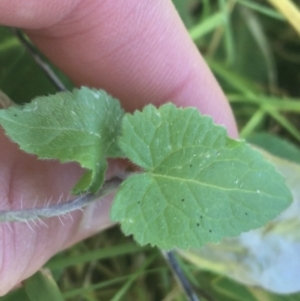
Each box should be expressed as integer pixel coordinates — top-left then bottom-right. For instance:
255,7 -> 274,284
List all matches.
181,199 -> 184,202
209,229 -> 212,233
200,215 -> 203,219
197,223 -> 200,226
14,114 -> 17,117
245,212 -> 248,215
190,164 -> 192,168
138,201 -> 140,204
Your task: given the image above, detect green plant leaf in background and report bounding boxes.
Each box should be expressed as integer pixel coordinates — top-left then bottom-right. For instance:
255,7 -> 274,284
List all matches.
212,276 -> 258,301
227,5 -> 277,89
111,103 -> 292,250
23,269 -> 64,301
0,87 -> 124,194
0,26 -> 72,104
248,132 -> 300,164
0,289 -> 30,301
172,0 -> 198,29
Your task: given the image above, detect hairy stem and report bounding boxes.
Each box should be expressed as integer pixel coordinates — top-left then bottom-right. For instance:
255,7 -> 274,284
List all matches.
0,177 -> 122,222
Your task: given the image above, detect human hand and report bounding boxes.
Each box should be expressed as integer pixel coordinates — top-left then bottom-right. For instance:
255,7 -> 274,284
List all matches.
0,0 -> 237,295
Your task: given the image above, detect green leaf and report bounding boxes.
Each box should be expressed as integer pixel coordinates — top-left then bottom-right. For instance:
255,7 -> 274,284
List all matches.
178,149 -> 300,294
248,132 -> 300,164
212,277 -> 257,301
0,288 -> 30,301
23,269 -> 64,301
0,26 -> 72,104
111,103 -> 292,250
0,87 -> 124,193
172,0 -> 196,29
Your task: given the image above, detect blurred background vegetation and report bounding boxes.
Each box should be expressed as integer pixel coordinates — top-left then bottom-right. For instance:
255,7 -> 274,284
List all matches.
1,0 -> 300,300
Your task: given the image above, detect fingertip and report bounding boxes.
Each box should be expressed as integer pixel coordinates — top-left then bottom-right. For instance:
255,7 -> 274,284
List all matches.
24,0 -> 237,137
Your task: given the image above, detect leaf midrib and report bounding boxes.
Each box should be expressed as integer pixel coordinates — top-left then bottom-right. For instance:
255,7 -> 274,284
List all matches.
0,114 -> 102,139
150,173 -> 276,197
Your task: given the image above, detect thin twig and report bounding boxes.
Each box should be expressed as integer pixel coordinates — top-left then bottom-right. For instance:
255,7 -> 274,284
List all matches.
11,28 -> 67,92
0,177 -> 122,222
163,250 -> 201,301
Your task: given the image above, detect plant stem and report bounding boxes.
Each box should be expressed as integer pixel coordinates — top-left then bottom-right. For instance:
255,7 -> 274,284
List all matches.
11,28 -> 67,92
2,30 -> 124,224
163,251 -> 201,301
0,177 -> 122,222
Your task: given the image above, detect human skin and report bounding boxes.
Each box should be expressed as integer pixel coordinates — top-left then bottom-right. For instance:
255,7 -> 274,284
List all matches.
0,0 -> 238,295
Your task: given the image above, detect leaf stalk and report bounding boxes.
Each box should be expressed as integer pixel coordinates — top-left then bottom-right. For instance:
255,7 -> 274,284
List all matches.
0,177 -> 122,223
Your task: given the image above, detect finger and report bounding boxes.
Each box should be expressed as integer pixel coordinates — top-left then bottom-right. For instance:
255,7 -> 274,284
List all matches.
27,0 -> 237,136
0,0 -> 237,136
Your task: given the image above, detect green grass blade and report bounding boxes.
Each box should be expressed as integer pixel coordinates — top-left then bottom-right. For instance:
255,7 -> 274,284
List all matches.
207,60 -> 260,95
46,243 -> 145,270
248,133 -> 300,164
109,255 -> 156,301
268,110 -> 300,142
0,38 -> 20,52
218,0 -> 236,65
0,289 -> 30,301
236,0 -> 284,20
63,277 -> 127,299
23,269 -> 64,301
240,109 -> 266,138
228,94 -> 300,112
241,7 -> 277,91
189,12 -> 225,41
62,259 -> 160,299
